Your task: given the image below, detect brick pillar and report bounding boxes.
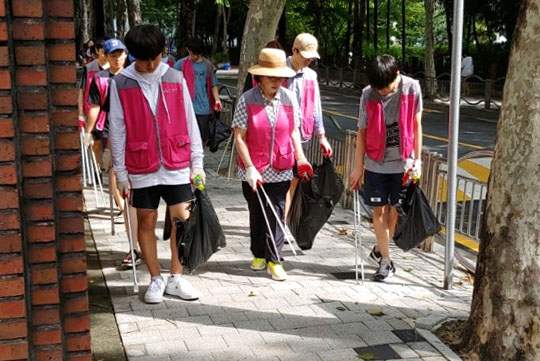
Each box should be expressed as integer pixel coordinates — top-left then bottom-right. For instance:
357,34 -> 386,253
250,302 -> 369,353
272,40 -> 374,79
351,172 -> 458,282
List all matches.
0,1 -> 90,360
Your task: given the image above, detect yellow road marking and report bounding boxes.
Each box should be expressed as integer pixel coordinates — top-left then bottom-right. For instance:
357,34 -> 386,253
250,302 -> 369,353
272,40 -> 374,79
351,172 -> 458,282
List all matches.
440,226 -> 479,252
437,176 -> 471,202
323,109 -> 487,151
458,159 -> 490,183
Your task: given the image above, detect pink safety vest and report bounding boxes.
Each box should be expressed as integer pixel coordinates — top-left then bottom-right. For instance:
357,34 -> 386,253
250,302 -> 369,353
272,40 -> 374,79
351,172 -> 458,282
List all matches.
238,87 -> 296,173
83,60 -> 102,116
93,70 -> 110,132
182,57 -> 215,115
299,78 -> 316,140
364,75 -> 419,162
115,68 -> 191,174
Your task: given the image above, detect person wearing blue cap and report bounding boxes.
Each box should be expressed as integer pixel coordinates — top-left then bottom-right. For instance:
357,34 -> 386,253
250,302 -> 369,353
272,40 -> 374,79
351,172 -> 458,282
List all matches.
85,38 -> 142,268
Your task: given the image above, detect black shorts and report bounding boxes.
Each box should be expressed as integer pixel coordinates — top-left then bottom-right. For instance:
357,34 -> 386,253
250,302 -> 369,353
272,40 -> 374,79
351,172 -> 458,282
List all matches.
196,114 -> 211,143
131,184 -> 194,210
363,170 -> 406,207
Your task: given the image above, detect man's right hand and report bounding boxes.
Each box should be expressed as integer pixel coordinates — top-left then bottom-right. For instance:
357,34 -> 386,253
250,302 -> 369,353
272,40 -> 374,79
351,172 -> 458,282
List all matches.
349,168 -> 364,190
83,132 -> 94,149
117,181 -> 130,199
245,165 -> 262,191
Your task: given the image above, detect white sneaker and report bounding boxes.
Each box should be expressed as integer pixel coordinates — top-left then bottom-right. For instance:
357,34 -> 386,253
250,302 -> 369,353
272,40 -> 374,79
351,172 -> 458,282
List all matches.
144,276 -> 166,304
166,275 -> 200,301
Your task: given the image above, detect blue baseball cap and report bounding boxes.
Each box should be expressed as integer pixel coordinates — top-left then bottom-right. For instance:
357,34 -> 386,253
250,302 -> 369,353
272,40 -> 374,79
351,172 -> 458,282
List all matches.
104,39 -> 127,54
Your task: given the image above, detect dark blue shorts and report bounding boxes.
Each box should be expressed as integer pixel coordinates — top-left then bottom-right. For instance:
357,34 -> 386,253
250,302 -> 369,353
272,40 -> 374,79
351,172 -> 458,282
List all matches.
363,170 -> 406,207
131,184 -> 194,210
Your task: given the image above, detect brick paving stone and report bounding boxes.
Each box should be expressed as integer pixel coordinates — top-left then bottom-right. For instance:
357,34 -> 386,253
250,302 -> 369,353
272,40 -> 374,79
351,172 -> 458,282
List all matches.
390,343 -> 421,358
85,149 -> 470,361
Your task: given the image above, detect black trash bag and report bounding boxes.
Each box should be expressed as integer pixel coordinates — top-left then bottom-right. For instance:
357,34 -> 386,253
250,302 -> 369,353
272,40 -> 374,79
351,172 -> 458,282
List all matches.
208,113 -> 231,153
393,182 -> 441,252
288,158 -> 344,250
175,189 -> 226,272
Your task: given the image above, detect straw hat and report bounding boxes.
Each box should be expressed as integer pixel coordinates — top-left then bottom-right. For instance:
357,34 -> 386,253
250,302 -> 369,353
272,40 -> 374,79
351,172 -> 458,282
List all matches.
248,48 -> 296,78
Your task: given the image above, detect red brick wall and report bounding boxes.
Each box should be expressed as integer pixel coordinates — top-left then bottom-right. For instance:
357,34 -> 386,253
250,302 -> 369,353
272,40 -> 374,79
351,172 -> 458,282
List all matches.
0,1 -> 89,360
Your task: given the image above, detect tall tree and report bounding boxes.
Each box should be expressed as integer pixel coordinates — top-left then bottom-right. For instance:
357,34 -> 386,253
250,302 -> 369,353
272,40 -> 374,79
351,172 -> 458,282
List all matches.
116,0 -> 127,38
385,0 -> 390,52
222,3 -> 232,56
343,0 -> 354,66
312,0 -> 323,41
126,0 -> 142,28
373,0 -> 378,51
80,0 -> 91,43
461,1 -> 540,359
352,0 -> 366,76
104,0 -> 115,36
424,0 -> 437,100
365,0 -> 370,44
236,0 -> 286,91
177,0 -> 197,56
212,4 -> 223,57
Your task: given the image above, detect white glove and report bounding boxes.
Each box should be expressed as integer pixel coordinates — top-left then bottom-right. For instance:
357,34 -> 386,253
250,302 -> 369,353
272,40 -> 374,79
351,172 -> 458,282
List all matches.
117,181 -> 130,199
319,136 -> 332,158
245,165 -> 263,191
405,158 -> 422,179
83,132 -> 94,149
101,148 -> 112,171
191,168 -> 206,187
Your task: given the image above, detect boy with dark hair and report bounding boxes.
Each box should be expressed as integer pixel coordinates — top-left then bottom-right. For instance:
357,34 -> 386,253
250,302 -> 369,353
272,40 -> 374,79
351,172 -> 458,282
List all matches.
84,38 -> 141,268
174,38 -> 221,144
79,36 -> 110,150
109,24 -> 205,304
349,54 -> 423,282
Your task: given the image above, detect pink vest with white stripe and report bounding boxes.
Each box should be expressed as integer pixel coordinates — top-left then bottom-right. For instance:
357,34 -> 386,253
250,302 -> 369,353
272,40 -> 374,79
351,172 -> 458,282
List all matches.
93,70 -> 110,131
239,87 -> 296,172
84,60 -> 102,116
364,75 -> 419,162
285,67 -> 317,140
115,68 -> 191,174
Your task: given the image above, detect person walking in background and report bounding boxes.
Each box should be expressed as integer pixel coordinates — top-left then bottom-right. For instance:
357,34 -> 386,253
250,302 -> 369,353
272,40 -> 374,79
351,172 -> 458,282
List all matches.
80,37 -> 110,164
284,33 -> 332,221
84,38 -> 141,268
349,55 -> 423,282
461,54 -> 474,95
109,25 -> 205,304
174,39 -> 222,145
233,48 -> 313,281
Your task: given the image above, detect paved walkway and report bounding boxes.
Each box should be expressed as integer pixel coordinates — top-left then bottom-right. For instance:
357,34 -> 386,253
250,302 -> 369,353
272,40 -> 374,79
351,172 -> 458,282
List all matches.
85,149 -> 473,361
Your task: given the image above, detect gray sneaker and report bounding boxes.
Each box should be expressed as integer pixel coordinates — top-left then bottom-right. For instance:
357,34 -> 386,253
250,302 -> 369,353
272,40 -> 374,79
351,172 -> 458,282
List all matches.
372,260 -> 395,282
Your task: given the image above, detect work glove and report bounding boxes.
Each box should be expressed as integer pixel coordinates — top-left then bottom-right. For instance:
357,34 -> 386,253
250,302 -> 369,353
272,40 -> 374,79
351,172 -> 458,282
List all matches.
245,165 -> 263,191
405,158 -> 422,180
190,168 -> 206,190
101,148 -> 112,172
117,181 -> 130,199
83,132 -> 94,149
319,136 -> 332,158
214,99 -> 222,112
78,115 -> 86,131
297,159 -> 314,181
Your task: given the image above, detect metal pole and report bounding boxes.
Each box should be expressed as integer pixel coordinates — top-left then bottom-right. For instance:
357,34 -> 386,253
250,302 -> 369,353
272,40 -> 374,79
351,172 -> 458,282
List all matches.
444,0 -> 465,290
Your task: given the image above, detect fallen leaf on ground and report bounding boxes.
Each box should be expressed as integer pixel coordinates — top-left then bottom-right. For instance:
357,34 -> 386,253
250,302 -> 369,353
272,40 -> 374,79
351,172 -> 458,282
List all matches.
338,228 -> 348,235
357,353 -> 375,360
366,308 -> 385,316
248,290 -> 259,297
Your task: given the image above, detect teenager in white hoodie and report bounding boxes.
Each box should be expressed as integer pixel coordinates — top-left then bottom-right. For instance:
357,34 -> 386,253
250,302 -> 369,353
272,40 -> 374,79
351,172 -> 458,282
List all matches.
109,25 -> 204,304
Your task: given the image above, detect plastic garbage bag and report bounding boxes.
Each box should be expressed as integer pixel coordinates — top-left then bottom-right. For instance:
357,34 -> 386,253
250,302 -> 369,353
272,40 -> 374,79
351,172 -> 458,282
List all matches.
393,182 -> 441,252
208,113 -> 231,153
175,189 -> 226,272
288,158 -> 344,250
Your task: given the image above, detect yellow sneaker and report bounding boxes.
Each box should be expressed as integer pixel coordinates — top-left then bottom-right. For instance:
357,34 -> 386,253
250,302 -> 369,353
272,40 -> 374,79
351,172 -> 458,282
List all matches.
267,262 -> 288,281
250,257 -> 266,271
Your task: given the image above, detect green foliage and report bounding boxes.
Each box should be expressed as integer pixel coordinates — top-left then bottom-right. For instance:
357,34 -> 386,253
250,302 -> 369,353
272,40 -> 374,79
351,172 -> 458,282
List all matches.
214,51 -> 230,63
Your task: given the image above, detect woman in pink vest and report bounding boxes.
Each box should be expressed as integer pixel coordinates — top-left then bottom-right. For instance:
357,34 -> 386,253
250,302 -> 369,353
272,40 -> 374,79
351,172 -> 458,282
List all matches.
233,48 -> 314,281
349,55 -> 423,282
84,38 -> 141,268
109,25 -> 205,304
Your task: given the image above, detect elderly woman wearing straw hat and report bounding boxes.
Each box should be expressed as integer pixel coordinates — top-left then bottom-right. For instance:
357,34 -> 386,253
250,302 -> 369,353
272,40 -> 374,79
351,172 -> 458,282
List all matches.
233,48 -> 314,281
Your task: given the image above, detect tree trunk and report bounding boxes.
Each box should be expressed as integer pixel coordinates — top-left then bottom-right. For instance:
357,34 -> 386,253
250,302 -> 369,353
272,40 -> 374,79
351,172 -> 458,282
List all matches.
278,4 -> 287,47
237,0 -> 286,91
365,0 -> 370,44
126,0 -> 141,28
80,0 -> 91,42
373,0 -> 378,51
424,0 -> 437,101
211,4 -> 223,57
222,4 -> 232,56
401,0 -> 405,66
312,0 -> 323,42
353,0 -> 365,74
462,1 -> 540,360
444,0 -> 453,55
116,0 -> 127,38
343,0 -> 353,66
94,0 -> 105,37
177,0 -> 196,55
103,0 -> 115,37
385,0 -> 390,52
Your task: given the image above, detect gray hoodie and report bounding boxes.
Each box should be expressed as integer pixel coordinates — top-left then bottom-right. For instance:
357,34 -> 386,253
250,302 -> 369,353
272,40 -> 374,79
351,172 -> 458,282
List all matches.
109,62 -> 204,188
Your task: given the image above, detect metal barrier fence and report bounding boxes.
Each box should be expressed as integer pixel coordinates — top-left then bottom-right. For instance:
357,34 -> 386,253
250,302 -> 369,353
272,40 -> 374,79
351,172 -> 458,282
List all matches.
314,64 -> 504,110
217,87 -> 489,252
